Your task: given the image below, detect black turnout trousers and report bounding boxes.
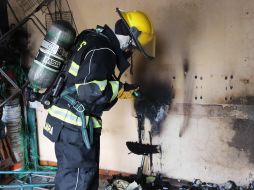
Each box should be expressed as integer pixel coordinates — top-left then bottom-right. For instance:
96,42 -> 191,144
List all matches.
54,125 -> 101,190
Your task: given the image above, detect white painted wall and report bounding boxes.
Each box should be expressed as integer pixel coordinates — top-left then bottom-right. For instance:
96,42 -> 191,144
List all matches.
27,0 -> 254,185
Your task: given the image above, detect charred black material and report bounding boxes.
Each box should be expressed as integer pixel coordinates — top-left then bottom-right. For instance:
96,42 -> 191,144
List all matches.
179,179 -> 246,190
134,80 -> 173,135
249,181 -> 254,190
126,141 -> 161,155
137,112 -> 145,143
183,58 -> 189,78
222,181 -> 237,190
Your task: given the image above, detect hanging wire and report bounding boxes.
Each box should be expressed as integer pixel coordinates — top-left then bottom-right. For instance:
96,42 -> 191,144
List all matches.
45,0 -> 77,32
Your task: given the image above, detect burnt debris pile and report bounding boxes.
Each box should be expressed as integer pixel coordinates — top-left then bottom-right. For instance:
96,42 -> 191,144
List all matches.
180,179 -> 254,190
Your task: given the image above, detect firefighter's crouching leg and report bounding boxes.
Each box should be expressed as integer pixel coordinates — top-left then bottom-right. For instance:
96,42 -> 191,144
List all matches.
54,125 -> 101,190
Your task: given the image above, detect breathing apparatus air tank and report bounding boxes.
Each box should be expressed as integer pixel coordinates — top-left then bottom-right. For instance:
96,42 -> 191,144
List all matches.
28,20 -> 76,91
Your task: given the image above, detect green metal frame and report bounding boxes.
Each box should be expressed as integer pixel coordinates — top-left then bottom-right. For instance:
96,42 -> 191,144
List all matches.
0,171 -> 55,189
0,67 -> 56,189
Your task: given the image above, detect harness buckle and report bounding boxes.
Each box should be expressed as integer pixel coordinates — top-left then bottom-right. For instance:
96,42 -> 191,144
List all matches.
73,101 -> 85,113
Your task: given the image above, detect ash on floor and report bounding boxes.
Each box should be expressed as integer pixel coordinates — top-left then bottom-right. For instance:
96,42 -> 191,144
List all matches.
2,175 -> 109,190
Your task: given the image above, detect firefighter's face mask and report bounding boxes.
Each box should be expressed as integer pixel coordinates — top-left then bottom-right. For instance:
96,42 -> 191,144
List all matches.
115,34 -> 132,50
117,35 -> 135,61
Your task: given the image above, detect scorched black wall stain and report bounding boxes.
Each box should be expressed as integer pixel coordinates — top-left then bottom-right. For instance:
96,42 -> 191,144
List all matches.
134,79 -> 173,135
228,119 -> 254,164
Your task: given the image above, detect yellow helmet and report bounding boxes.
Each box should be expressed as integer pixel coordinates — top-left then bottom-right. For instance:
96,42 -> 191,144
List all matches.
116,8 -> 156,59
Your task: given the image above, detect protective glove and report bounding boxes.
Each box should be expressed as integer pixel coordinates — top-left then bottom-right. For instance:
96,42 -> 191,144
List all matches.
117,83 -> 141,99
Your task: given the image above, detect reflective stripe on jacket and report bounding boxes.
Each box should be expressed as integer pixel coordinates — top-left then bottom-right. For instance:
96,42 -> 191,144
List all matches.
48,105 -> 102,128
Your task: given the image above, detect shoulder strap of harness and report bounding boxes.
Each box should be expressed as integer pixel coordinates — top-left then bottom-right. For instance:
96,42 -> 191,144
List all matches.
60,87 -> 92,150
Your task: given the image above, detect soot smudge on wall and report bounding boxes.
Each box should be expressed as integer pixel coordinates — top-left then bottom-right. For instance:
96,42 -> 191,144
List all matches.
228,119 -> 254,164
134,79 -> 173,136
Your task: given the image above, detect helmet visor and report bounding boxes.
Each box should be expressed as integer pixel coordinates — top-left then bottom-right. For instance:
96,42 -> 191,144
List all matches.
116,8 -> 155,60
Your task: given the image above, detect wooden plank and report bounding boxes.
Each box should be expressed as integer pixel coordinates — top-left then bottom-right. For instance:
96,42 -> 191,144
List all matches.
0,140 -> 5,160
5,137 -> 16,163
39,160 -> 57,166
0,174 -> 14,185
0,137 -> 14,170
0,158 -> 12,169
2,139 -> 9,160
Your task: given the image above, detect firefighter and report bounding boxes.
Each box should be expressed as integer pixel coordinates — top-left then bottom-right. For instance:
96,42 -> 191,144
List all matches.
43,8 -> 156,190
